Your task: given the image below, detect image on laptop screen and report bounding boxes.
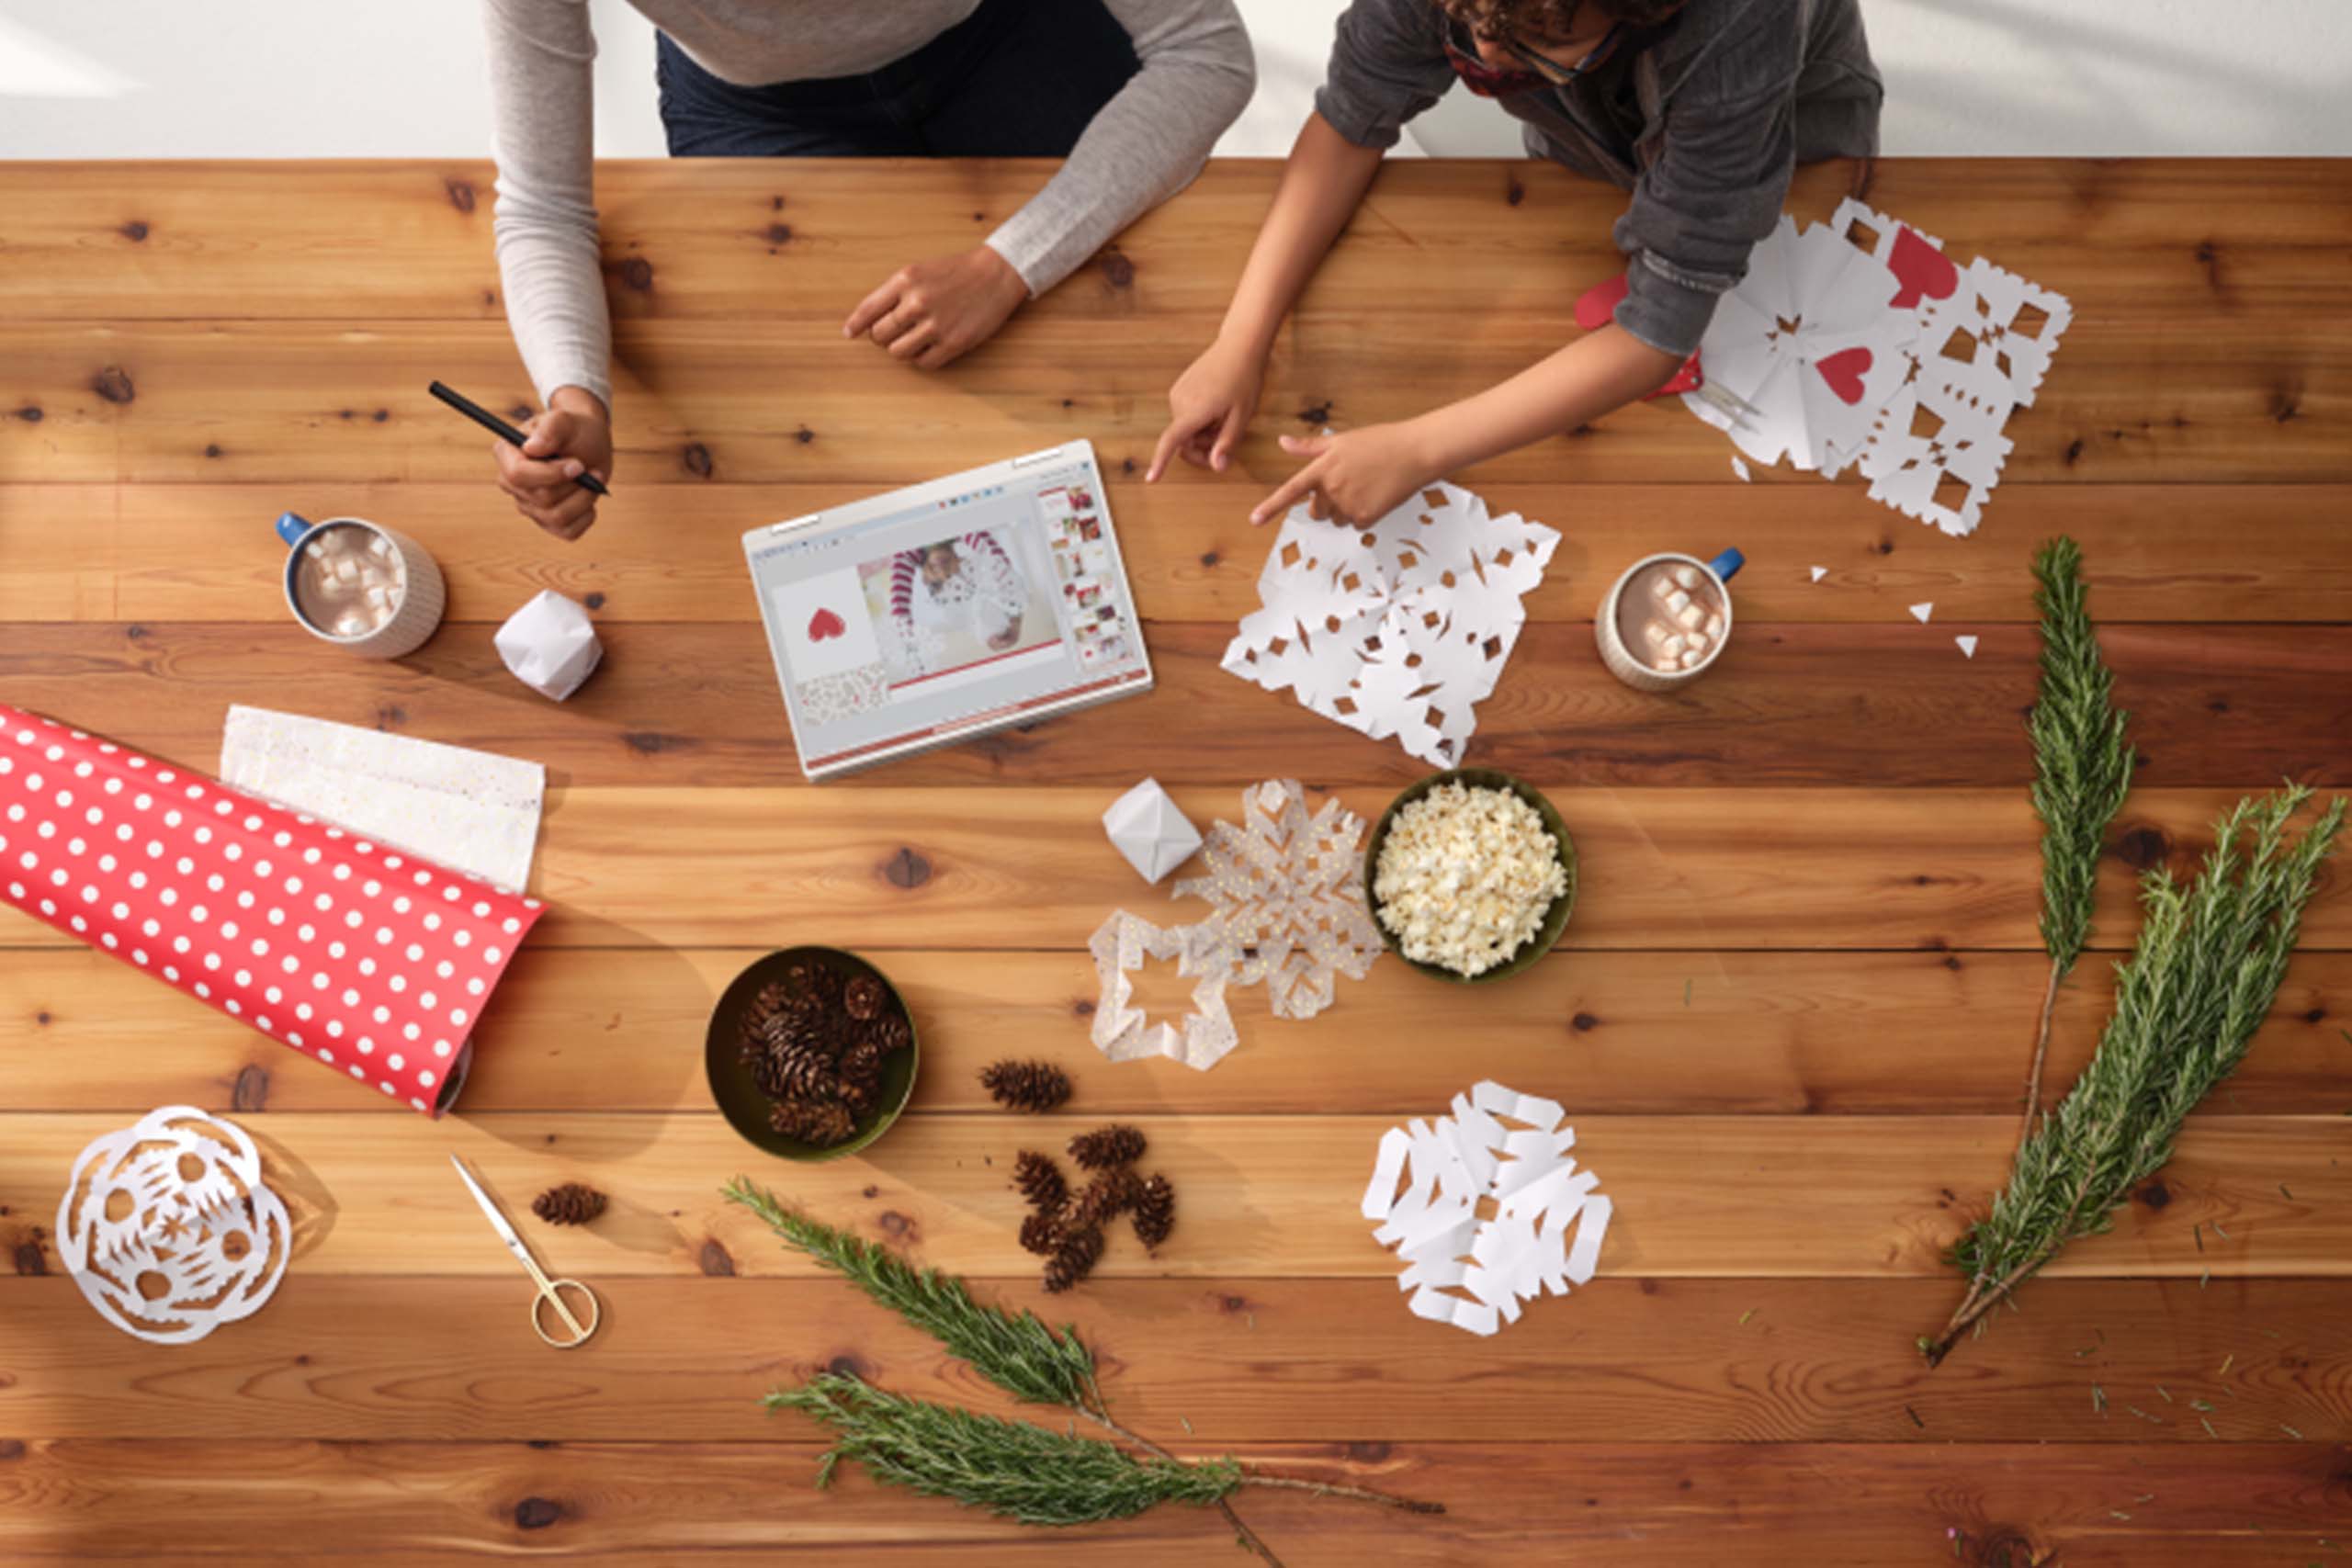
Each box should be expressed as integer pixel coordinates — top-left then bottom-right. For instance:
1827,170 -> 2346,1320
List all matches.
746,445 -> 1151,776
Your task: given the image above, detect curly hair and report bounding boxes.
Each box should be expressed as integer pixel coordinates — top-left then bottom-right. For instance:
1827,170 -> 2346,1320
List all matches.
1437,0 -> 1685,38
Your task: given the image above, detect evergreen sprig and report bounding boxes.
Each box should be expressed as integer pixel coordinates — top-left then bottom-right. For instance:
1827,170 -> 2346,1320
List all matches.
2018,536 -> 2136,1144
772,1373 -> 1240,1526
721,1175 -> 1095,1409
2028,536 -> 2136,977
726,1179 -> 1442,1562
1929,785 -> 2344,1361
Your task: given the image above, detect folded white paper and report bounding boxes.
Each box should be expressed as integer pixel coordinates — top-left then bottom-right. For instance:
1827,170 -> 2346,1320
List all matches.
494,590 -> 604,702
1223,484 -> 1559,767
1172,779 -> 1382,1021
1362,1080 -> 1611,1337
220,705 -> 545,892
1102,778 -> 1203,884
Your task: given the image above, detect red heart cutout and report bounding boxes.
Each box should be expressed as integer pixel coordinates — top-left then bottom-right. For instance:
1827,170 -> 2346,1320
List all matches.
1573,273 -> 1629,332
1887,225 -> 1959,310
807,607 -> 846,642
1814,346 -> 1872,406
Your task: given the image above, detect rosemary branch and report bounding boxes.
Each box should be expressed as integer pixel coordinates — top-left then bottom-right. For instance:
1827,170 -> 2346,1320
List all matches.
2018,536 -> 2135,1150
727,1180 -> 1445,1559
1928,785 -> 2344,1364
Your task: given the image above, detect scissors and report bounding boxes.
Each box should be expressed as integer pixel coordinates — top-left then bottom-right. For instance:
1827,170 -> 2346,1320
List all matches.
449,1155 -> 601,1348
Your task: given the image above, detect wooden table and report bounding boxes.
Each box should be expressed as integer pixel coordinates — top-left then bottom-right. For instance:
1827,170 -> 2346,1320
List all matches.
2,156 -> 2347,1564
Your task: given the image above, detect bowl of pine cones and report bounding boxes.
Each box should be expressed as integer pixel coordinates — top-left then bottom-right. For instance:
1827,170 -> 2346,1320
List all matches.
705,947 -> 919,1160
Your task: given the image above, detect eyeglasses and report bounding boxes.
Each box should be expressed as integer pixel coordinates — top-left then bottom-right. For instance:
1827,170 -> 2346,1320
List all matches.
1440,16 -> 1623,96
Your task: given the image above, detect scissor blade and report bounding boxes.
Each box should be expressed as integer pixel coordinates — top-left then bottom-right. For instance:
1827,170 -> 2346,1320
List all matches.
450,1155 -> 540,1273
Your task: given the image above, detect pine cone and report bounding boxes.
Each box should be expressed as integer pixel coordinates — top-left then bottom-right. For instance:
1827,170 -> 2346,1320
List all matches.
859,1011 -> 913,1056
741,980 -> 794,1049
1058,1168 -> 1141,1235
531,1182 -> 606,1226
843,973 -> 888,1022
979,1058 -> 1071,1113
755,1040 -> 841,1103
839,1038 -> 887,1089
1069,1124 -> 1146,1171
1131,1173 -> 1175,1251
1012,1150 -> 1067,1213
763,1009 -> 850,1062
770,1096 -> 856,1147
1043,1225 -> 1102,1294
1018,1210 -> 1062,1257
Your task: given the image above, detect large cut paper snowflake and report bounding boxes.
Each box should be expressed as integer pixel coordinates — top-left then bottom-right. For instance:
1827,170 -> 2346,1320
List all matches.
1171,779 -> 1383,1021
1222,484 -> 1559,766
1361,1081 -> 1611,1337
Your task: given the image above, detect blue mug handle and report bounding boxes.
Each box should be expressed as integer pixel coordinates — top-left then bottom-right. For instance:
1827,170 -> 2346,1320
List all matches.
275,511 -> 312,548
1707,547 -> 1745,583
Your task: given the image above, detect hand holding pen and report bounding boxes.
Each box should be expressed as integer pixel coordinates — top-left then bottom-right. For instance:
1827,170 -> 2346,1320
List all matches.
431,381 -> 614,541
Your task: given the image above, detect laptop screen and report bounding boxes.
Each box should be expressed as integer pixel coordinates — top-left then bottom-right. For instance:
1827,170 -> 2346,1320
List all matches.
748,448 -> 1148,773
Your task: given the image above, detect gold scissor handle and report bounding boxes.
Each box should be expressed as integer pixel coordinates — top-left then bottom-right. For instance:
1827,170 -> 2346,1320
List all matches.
530,1278 -> 601,1348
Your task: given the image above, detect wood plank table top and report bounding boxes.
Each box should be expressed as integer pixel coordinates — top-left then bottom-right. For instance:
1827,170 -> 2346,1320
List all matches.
2,156 -> 2348,1565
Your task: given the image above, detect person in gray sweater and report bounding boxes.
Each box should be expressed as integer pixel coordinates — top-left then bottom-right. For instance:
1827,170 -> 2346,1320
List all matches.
483,0 -> 1254,538
1149,0 -> 1880,528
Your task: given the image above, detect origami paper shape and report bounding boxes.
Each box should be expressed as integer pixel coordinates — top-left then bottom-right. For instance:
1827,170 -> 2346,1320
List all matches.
1101,777 -> 1203,885
495,590 -> 604,701
1087,909 -> 1238,1071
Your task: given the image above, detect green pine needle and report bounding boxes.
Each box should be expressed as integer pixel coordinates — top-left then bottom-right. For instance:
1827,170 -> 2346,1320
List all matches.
1942,784 -> 2346,1348
2028,536 -> 2136,978
772,1373 -> 1239,1527
724,1177 -> 1097,1409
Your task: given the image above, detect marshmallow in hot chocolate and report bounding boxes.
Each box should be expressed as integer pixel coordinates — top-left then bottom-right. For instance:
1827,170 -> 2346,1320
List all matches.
294,525 -> 404,639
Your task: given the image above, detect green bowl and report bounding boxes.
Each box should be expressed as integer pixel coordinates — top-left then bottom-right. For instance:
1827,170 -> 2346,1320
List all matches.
1363,767 -> 1577,985
704,946 -> 919,1161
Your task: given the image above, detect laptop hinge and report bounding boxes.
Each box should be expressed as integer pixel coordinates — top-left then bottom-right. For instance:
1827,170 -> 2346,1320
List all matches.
1010,446 -> 1066,469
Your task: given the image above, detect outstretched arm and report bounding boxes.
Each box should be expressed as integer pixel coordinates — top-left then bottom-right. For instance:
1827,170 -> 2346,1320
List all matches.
1148,111 -> 1384,479
1252,327 -> 1682,525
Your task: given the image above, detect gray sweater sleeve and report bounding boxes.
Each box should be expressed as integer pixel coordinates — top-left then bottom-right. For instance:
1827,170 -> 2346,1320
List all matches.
483,0 -> 613,409
1313,0 -> 1455,150
984,0 -> 1256,294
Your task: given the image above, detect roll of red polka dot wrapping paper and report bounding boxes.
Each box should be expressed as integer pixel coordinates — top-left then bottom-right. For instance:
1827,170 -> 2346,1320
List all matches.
0,706 -> 545,1115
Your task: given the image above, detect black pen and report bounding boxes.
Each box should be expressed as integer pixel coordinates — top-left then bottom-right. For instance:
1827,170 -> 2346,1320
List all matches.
427,380 -> 611,497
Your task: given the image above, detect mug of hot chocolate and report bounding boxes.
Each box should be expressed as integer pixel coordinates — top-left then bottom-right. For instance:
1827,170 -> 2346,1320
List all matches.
1595,547 -> 1745,692
273,512 -> 447,658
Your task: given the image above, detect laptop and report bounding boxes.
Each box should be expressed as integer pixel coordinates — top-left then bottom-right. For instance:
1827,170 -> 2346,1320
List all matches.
743,440 -> 1155,779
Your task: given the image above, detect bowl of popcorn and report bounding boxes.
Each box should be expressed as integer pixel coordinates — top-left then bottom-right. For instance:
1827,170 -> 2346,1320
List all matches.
1364,769 -> 1576,983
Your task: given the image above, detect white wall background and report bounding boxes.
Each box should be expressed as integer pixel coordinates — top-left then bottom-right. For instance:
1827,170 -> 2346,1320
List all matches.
5,0 -> 2347,159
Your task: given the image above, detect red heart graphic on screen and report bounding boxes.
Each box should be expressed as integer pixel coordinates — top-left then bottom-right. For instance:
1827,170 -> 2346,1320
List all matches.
1814,346 -> 1872,405
807,608 -> 846,642
1887,225 -> 1960,310
1573,273 -> 1629,331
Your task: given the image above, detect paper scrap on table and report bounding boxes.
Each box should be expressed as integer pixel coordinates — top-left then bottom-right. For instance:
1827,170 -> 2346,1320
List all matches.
1909,603 -> 1935,624
1102,777 -> 1203,885
1087,909 -> 1237,1071
1173,779 -> 1383,1021
221,705 -> 545,893
1681,200 -> 2072,537
56,1107 -> 291,1344
1808,566 -> 1828,582
1361,1080 -> 1611,1337
1730,456 -> 1751,483
1223,483 -> 1560,767
1955,635 -> 1979,659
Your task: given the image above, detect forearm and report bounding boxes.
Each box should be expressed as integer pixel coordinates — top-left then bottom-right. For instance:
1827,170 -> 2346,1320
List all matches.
1216,112 -> 1385,356
1408,326 -> 1682,474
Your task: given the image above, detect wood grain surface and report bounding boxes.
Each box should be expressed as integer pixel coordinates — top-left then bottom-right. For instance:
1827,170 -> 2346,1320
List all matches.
1,155 -> 2347,1568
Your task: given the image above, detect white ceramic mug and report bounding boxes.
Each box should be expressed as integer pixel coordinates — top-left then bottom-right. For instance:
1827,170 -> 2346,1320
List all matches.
274,512 -> 446,659
1595,547 -> 1744,692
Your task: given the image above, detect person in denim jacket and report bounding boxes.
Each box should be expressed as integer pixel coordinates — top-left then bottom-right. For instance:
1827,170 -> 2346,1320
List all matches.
1150,0 -> 1881,526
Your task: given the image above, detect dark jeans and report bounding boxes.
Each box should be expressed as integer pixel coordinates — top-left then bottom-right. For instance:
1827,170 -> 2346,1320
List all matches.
655,0 -> 1142,158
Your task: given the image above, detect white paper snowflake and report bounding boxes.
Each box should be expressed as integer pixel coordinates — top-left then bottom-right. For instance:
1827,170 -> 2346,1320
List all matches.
55,1106 -> 292,1344
1361,1081 -> 1611,1337
1222,484 -> 1559,766
1170,779 -> 1383,1021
